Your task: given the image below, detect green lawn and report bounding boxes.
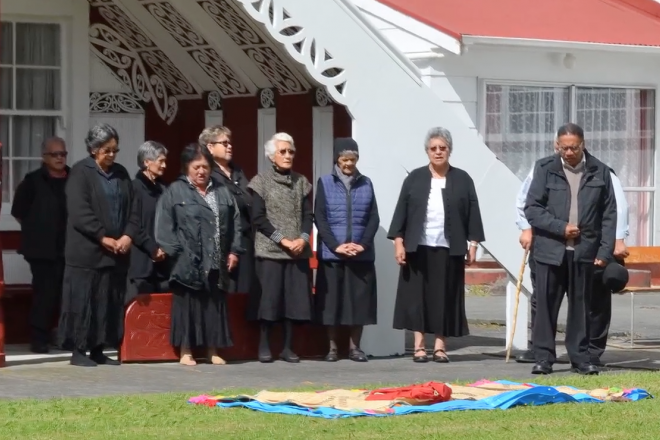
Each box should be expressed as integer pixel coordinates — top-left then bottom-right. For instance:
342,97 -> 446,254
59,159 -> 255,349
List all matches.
0,372 -> 658,440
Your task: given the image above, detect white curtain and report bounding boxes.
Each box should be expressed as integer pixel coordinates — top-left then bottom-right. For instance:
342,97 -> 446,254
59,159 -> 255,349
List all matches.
484,85 -> 569,179
1,22 -> 61,204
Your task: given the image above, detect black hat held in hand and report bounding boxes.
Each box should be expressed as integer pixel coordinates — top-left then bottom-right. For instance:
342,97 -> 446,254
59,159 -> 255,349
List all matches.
602,261 -> 629,293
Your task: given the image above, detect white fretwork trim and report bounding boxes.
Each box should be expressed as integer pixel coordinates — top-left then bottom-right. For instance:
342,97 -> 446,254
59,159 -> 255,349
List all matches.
235,0 -> 348,105
314,87 -> 332,107
90,92 -> 145,114
89,23 -> 178,124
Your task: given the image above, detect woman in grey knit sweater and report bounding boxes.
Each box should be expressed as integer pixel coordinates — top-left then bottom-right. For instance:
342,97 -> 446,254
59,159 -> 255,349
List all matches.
248,132 -> 314,364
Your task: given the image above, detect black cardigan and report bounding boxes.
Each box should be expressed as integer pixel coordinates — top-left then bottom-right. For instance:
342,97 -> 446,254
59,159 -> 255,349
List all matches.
65,156 -> 140,269
387,165 -> 485,256
128,171 -> 167,281
210,163 -> 252,235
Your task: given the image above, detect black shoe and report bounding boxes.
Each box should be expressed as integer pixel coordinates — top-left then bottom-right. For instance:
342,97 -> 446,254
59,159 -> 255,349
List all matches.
515,349 -> 536,364
572,363 -> 599,375
590,357 -> 604,367
89,348 -> 120,366
531,361 -> 553,375
30,342 -> 50,354
432,349 -> 450,363
349,348 -> 368,362
280,348 -> 300,363
325,349 -> 339,362
71,349 -> 97,367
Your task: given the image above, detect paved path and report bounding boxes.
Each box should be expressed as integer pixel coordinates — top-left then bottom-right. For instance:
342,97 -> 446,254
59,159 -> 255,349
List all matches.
0,294 -> 658,400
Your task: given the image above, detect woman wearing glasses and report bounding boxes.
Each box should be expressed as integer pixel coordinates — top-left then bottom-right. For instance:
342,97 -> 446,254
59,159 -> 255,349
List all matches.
201,125 -> 254,295
58,123 -> 140,367
388,127 -> 485,364
248,132 -> 313,364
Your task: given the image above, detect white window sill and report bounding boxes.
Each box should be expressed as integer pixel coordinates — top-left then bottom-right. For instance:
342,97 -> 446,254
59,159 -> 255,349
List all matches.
0,212 -> 21,232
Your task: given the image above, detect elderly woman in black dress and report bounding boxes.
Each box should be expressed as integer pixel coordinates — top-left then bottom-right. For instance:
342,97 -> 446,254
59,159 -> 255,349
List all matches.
58,123 -> 140,367
201,125 -> 253,294
389,127 -> 485,363
314,138 -> 379,362
248,132 -> 313,364
155,144 -> 243,366
128,141 -> 169,302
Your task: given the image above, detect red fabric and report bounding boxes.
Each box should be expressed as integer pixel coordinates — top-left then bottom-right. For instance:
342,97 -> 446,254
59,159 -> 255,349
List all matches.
378,0 -> 660,47
365,382 -> 452,404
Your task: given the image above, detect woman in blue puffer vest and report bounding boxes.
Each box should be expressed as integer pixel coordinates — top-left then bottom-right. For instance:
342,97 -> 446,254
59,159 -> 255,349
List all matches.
314,137 -> 380,362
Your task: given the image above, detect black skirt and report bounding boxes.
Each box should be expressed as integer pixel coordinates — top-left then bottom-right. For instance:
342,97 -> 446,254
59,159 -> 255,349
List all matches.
393,245 -> 469,337
170,270 -> 233,349
315,261 -> 377,326
249,258 -> 313,322
228,233 -> 255,294
57,265 -> 127,351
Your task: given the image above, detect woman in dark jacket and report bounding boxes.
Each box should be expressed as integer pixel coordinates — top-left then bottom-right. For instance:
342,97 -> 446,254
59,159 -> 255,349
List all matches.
155,144 -> 243,366
248,132 -> 313,364
388,127 -> 485,363
200,125 -> 254,294
58,123 -> 140,367
127,141 -> 169,302
314,138 -> 379,362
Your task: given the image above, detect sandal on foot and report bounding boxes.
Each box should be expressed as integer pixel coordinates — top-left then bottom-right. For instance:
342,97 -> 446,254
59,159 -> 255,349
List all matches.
413,348 -> 428,363
433,349 -> 450,363
349,348 -> 368,362
325,349 -> 339,362
209,355 -> 226,365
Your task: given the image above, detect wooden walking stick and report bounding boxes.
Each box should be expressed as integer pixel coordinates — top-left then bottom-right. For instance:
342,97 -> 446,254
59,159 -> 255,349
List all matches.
505,249 -> 530,363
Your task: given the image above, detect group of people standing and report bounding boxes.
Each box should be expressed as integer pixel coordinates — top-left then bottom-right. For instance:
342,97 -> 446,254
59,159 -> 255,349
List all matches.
12,122 -> 489,367
12,120 -> 627,374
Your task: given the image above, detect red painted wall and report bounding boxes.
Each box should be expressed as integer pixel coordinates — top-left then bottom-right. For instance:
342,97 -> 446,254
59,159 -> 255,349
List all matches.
277,94 -> 313,180
223,96 -> 259,180
333,103 -> 353,138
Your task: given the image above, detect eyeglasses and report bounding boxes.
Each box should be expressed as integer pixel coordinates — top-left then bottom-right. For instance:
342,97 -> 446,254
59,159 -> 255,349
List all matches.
277,148 -> 295,156
211,140 -> 230,147
44,151 -> 68,158
557,145 -> 582,153
428,145 -> 448,153
100,148 -> 120,155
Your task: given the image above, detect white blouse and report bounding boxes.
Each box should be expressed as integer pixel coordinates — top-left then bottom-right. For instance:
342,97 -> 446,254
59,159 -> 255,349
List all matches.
419,178 -> 449,248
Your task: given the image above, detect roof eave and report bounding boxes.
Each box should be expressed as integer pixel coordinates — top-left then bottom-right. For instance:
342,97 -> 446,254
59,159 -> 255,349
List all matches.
461,35 -> 660,54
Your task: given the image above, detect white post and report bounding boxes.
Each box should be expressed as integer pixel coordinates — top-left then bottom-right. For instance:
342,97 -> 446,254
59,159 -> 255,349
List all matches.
505,278 -> 530,351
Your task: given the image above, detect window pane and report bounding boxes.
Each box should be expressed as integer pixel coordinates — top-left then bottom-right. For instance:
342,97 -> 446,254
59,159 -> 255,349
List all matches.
0,115 -> 8,154
0,67 -> 11,109
2,159 -> 8,204
16,68 -> 60,110
577,88 -> 655,189
12,116 -> 56,157
1,22 -> 12,64
15,23 -> 60,66
626,191 -> 654,246
12,159 -> 41,193
484,85 -> 569,179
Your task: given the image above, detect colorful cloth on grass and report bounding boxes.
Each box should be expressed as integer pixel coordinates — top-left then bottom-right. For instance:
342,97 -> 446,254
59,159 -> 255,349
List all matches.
188,380 -> 652,419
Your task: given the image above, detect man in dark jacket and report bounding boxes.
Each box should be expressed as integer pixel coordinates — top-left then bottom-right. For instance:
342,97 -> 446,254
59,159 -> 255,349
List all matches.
524,123 -> 617,376
11,137 -> 69,353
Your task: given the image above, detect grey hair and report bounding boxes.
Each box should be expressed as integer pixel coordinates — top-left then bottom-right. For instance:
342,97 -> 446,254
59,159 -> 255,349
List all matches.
198,125 -> 232,146
137,141 -> 168,170
337,150 -> 359,159
264,132 -> 295,160
41,136 -> 66,153
85,123 -> 119,154
424,127 -> 453,153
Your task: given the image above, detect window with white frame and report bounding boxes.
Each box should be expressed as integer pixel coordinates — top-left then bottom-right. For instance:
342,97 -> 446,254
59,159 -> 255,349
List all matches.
483,83 -> 655,246
1,20 -> 63,206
